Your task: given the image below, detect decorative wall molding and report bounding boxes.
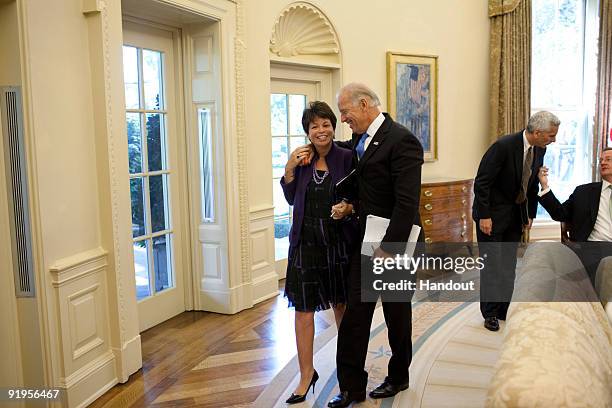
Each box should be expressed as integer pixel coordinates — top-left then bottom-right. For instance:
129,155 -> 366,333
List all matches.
249,205 -> 274,221
270,2 -> 340,58
49,247 -> 114,406
82,0 -> 105,15
58,350 -> 116,408
97,0 -> 130,348
250,225 -> 272,272
234,0 -> 251,285
249,209 -> 277,303
49,247 -> 107,287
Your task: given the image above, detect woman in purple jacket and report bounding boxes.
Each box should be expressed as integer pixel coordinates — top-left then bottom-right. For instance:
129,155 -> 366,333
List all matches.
281,101 -> 356,404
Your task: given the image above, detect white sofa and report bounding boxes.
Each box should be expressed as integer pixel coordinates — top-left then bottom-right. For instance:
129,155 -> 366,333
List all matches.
486,243 -> 612,408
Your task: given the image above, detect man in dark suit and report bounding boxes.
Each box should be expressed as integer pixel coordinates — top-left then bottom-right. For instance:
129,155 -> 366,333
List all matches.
327,83 -> 423,408
537,147 -> 612,281
473,111 -> 559,331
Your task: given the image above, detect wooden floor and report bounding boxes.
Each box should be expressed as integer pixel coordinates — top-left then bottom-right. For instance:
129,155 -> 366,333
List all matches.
90,287 -> 332,408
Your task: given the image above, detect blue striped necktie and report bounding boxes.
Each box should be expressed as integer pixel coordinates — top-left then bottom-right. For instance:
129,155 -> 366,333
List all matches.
356,133 -> 368,159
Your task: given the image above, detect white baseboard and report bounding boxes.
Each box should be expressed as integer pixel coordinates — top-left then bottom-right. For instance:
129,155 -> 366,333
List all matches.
112,334 -> 142,383
58,351 -> 116,408
252,271 -> 279,304
531,220 -> 561,241
199,282 -> 254,314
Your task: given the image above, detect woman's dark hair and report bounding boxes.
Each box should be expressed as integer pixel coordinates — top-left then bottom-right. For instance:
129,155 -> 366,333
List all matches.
301,101 -> 337,134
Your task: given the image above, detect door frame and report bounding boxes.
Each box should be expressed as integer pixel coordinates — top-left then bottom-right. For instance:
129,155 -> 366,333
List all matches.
122,17 -> 192,332
270,63 -> 334,279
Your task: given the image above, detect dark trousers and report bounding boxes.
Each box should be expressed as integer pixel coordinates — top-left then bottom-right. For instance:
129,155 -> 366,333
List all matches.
572,242 -> 612,285
476,222 -> 521,320
336,250 -> 413,392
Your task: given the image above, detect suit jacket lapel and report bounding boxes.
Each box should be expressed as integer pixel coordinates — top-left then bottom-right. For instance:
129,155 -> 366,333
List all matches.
513,132 -> 524,188
358,117 -> 389,168
528,147 -> 543,185
590,182 -> 602,223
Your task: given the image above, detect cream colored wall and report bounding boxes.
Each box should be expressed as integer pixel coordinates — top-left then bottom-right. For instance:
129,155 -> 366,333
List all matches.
244,0 -> 490,209
0,0 -> 25,391
9,0 -> 135,403
25,0 -> 101,260
0,2 -> 21,84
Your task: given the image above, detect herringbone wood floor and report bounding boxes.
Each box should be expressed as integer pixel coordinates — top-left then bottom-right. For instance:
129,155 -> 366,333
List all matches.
90,287 -> 333,408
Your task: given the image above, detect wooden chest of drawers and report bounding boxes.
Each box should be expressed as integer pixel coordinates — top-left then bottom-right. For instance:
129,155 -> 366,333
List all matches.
420,178 -> 474,243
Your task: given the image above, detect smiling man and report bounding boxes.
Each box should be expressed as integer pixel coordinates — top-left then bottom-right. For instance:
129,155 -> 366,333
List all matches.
538,147 -> 612,281
472,111 -> 560,331
328,83 -> 423,408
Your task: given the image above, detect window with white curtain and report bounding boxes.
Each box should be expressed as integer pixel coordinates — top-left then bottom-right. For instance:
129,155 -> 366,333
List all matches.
532,0 -> 599,218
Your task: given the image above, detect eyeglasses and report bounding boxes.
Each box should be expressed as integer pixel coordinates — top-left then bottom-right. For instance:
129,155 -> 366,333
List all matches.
600,157 -> 612,164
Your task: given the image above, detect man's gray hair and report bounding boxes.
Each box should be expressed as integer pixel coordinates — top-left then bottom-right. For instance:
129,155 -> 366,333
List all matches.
527,111 -> 561,132
338,82 -> 381,107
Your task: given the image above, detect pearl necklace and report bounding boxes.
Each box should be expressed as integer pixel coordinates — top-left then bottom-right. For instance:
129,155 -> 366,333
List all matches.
312,164 -> 329,184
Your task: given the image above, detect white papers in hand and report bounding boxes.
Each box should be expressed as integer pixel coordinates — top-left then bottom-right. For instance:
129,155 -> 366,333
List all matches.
361,214 -> 421,257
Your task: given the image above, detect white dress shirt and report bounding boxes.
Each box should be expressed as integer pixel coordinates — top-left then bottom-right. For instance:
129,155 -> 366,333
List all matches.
361,112 -> 385,154
588,180 -> 612,241
522,130 -> 534,163
539,180 -> 612,241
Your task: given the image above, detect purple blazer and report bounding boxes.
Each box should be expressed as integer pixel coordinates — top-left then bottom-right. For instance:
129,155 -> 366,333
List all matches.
280,143 -> 358,249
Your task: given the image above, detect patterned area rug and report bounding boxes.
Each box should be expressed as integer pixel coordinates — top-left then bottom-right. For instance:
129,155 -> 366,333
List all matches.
254,301 -> 495,407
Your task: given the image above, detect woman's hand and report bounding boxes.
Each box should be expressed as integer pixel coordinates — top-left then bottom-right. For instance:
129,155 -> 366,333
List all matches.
286,145 -> 313,170
331,201 -> 353,220
284,145 -> 313,183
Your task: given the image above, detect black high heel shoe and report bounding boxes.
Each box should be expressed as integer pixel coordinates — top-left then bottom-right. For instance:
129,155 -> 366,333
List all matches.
285,370 -> 319,404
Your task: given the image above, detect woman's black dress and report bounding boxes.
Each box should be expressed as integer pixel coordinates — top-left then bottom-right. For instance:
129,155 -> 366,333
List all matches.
285,170 -> 351,312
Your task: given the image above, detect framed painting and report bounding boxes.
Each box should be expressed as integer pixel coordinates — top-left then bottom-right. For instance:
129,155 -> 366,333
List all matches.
387,52 -> 438,161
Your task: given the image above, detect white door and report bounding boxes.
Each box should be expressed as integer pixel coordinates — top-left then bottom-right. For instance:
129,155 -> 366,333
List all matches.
123,21 -> 187,331
270,77 -> 322,279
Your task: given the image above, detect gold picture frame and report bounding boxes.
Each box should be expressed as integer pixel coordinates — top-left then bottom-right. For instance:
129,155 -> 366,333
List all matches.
387,52 -> 438,162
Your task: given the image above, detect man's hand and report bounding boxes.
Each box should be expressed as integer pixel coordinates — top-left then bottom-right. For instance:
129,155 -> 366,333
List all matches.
538,166 -> 549,190
479,218 -> 493,236
372,246 -> 393,260
523,218 -> 533,231
331,201 -> 353,220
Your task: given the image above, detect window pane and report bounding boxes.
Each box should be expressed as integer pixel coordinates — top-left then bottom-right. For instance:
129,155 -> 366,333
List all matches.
130,177 -> 146,238
134,240 -> 150,300
153,234 -> 173,293
146,113 -> 166,172
272,137 -> 288,178
290,136 -> 308,153
536,110 -> 591,218
273,180 -> 290,217
126,113 -> 142,174
123,46 -> 140,109
143,49 -> 163,110
289,94 -> 306,135
199,108 -> 215,222
271,94 -> 288,136
274,218 -> 291,261
149,174 -> 169,233
532,0 -> 583,107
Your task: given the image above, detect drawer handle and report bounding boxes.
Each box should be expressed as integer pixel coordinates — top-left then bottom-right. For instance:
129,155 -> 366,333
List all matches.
462,186 -> 467,193
424,219 -> 432,226
424,190 -> 433,197
461,231 -> 465,237
425,237 -> 432,244
461,213 -> 467,220
424,203 -> 433,211
462,199 -> 467,205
